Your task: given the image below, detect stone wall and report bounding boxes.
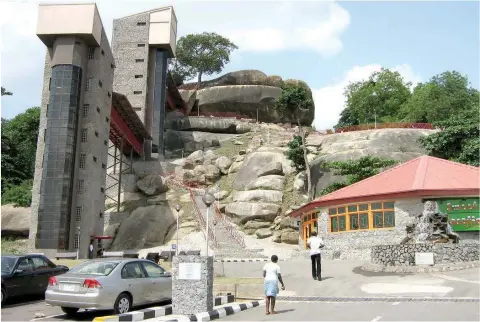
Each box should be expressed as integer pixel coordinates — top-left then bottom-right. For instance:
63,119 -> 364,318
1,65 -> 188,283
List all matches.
459,231 -> 480,244
313,199 -> 423,260
371,244 -> 479,266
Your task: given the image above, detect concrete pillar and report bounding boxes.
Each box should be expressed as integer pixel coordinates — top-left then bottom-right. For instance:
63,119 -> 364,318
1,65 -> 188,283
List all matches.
172,255 -> 214,315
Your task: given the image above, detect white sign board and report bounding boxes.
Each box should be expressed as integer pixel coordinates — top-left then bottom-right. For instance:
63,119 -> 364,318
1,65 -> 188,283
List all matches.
178,262 -> 201,280
415,252 -> 434,266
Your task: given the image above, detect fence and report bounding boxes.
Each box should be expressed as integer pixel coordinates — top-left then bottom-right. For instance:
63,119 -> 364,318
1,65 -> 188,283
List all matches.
189,189 -> 219,248
213,203 -> 246,248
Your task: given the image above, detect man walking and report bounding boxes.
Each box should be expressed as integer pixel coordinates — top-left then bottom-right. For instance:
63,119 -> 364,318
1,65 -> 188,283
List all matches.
307,231 -> 324,281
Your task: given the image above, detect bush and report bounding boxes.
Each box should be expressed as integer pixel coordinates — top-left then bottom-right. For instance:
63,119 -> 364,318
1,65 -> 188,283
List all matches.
2,180 -> 33,207
285,136 -> 305,171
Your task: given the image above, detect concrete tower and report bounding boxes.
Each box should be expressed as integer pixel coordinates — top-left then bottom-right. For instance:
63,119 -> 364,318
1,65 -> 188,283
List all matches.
112,6 -> 178,158
29,3 -> 114,258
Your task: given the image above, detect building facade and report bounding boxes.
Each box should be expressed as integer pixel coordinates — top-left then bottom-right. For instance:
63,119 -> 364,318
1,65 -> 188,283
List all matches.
112,7 -> 177,157
290,156 -> 480,260
29,4 -> 115,258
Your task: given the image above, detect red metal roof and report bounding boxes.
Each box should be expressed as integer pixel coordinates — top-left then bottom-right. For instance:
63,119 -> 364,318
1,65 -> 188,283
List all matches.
289,155 -> 480,217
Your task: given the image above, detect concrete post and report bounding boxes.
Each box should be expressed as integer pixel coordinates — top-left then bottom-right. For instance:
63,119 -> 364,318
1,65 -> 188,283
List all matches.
172,255 -> 214,315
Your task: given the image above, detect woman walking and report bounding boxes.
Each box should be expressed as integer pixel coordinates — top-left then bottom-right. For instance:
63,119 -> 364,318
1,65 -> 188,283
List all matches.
263,255 -> 285,315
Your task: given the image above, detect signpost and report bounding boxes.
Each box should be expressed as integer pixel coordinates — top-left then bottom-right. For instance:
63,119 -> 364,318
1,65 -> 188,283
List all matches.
415,252 -> 434,266
178,262 -> 202,280
437,198 -> 480,232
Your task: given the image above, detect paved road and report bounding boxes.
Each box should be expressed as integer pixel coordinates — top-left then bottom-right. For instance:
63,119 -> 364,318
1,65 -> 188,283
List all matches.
1,295 -> 171,322
221,301 -> 480,321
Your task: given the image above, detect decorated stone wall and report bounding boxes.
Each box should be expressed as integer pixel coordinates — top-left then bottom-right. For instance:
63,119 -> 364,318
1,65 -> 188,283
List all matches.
310,199 -> 423,260
371,244 -> 479,266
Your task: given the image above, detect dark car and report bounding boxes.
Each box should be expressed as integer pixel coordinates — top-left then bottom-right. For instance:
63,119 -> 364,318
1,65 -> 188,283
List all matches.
1,254 -> 69,305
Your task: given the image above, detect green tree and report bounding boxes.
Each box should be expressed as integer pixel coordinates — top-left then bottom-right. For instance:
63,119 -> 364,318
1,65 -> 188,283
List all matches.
320,156 -> 397,195
336,68 -> 412,128
400,71 -> 479,123
1,180 -> 33,207
175,32 -> 238,89
285,136 -> 305,171
420,108 -> 480,166
1,87 -> 12,96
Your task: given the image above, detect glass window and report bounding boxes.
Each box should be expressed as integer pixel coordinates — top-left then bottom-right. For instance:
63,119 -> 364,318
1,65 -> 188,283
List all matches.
76,206 -> 82,221
373,212 -> 384,228
348,205 -> 357,212
142,262 -> 165,278
69,261 -> 119,276
17,258 -> 34,272
384,211 -> 395,227
338,207 -> 346,214
350,214 -> 359,230
328,208 -> 337,215
358,204 -> 368,211
121,262 -> 147,279
383,201 -> 395,209
371,202 -> 382,210
359,213 -> 369,229
32,257 -> 51,270
330,217 -> 338,232
338,216 -> 346,231
79,154 -> 86,169
81,129 -> 88,142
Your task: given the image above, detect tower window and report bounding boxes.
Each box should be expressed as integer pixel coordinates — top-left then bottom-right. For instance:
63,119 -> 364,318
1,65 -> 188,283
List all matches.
76,207 -> 82,221
101,49 -> 105,56
96,106 -> 101,113
135,75 -> 144,79
137,22 -> 146,26
95,131 -> 99,137
137,44 -> 146,47
79,154 -> 86,169
106,117 -> 110,123
133,91 -> 142,94
102,163 -> 106,169
88,47 -> 95,59
133,107 -> 141,111
108,92 -> 111,98
93,156 -> 97,162
81,129 -> 88,142
85,78 -> 92,92
83,104 -> 89,117
104,140 -> 108,146
98,80 -> 103,88
135,59 -> 144,63
77,180 -> 84,194
111,63 -> 115,69
74,234 -> 79,249
100,187 -> 105,193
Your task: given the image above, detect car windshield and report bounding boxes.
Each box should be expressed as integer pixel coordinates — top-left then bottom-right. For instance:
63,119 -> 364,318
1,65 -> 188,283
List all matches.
68,261 -> 119,276
1,257 -> 18,274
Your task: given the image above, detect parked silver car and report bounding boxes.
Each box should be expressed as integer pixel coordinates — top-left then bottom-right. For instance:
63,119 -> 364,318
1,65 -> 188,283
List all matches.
45,258 -> 172,316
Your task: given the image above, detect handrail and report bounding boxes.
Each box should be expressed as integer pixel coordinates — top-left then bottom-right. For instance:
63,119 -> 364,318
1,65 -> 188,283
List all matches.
189,189 -> 218,247
213,203 -> 246,248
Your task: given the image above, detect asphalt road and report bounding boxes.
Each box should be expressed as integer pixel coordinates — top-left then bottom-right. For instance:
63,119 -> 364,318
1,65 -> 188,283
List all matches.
221,301 -> 480,321
1,295 -> 171,322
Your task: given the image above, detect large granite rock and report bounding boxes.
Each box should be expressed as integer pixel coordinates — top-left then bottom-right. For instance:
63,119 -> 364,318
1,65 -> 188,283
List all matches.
1,205 -> 30,237
166,117 -> 249,134
225,202 -> 281,223
245,175 -> 285,191
110,205 -> 176,250
256,228 -> 273,239
307,129 -> 438,197
232,190 -> 283,203
136,175 -> 168,196
215,156 -> 233,174
233,150 -> 294,190
257,162 -> 283,177
244,220 -> 272,230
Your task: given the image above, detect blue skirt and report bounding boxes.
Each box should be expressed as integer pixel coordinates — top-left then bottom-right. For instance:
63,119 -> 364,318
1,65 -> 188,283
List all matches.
264,280 -> 279,297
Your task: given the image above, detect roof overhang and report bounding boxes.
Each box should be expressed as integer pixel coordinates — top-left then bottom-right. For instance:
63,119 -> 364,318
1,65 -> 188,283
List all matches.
288,188 -> 480,218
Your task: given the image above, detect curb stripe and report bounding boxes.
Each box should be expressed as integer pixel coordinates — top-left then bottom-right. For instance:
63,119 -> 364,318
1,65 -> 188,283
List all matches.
166,301 -> 264,322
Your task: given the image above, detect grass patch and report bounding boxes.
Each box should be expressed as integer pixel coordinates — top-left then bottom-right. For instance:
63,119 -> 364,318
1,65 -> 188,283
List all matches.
53,259 -> 86,268
1,237 -> 28,255
214,134 -> 250,159
281,174 -> 303,213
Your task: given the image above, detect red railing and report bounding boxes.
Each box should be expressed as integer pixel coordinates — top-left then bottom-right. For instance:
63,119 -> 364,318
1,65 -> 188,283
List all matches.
188,111 -> 254,120
333,122 -> 434,133
213,203 -> 246,248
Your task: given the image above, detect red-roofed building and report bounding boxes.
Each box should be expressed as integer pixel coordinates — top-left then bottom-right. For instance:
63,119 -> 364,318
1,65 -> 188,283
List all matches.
288,156 -> 480,259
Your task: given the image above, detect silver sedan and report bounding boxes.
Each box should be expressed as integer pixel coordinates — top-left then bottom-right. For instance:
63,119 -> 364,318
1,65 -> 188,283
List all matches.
45,258 -> 172,316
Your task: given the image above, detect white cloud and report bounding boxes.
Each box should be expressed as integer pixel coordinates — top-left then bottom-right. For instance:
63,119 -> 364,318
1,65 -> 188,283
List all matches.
312,64 -> 423,131
0,0 -> 351,118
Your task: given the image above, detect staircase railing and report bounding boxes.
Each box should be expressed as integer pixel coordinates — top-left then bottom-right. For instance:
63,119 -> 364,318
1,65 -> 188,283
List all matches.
189,189 -> 218,248
213,203 -> 246,248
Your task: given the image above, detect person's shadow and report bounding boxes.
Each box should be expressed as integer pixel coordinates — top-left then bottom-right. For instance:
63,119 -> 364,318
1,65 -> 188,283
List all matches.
273,309 -> 296,314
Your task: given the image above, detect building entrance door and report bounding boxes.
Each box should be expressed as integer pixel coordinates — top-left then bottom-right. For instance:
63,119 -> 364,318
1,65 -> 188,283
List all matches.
302,212 -> 318,248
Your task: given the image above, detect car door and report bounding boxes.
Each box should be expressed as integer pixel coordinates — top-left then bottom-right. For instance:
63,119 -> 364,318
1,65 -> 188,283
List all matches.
8,258 -> 35,297
120,262 -> 148,306
30,256 -> 56,293
140,261 -> 172,303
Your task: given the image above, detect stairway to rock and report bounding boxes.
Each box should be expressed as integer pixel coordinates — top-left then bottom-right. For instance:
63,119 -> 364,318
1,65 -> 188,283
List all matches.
191,194 -> 267,259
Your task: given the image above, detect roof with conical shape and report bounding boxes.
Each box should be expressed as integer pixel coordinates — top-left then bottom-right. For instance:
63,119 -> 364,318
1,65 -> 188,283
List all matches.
289,155 -> 480,217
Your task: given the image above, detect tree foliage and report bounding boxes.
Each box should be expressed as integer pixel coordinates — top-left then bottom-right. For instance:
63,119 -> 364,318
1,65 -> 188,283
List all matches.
285,135 -> 306,171
420,108 -> 480,166
2,180 -> 33,207
276,83 -> 314,118
320,156 -> 397,195
175,32 -> 238,88
1,87 -> 12,96
336,68 -> 412,128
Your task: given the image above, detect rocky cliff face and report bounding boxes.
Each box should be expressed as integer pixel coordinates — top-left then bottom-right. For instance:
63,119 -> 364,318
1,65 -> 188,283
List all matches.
177,70 -> 314,126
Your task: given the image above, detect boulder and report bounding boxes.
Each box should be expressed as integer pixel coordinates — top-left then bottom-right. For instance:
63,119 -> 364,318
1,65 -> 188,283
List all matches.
232,190 -> 283,203
234,151 -> 294,190
178,89 -> 197,115
193,165 -> 221,185
244,221 -> 272,230
281,231 -> 299,244
204,150 -> 218,164
228,160 -> 244,174
238,150 -> 246,155
273,232 -> 282,243
214,190 -> 230,201
278,218 -> 296,230
183,169 -> 206,185
110,205 -> 176,250
225,202 -> 281,223
257,162 -> 283,177
137,175 -> 168,196
215,156 -> 233,175
234,140 -> 244,145
1,205 -> 30,237
186,150 -> 205,165
212,138 -> 221,147
246,175 -> 285,191
256,228 -> 273,239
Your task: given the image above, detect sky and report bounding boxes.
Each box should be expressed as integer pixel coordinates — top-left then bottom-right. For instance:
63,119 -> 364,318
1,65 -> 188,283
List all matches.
1,0 -> 479,130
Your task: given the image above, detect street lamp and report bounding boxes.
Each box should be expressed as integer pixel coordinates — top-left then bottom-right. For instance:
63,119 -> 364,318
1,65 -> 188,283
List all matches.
174,204 -> 182,255
202,192 -> 215,257
76,226 -> 81,260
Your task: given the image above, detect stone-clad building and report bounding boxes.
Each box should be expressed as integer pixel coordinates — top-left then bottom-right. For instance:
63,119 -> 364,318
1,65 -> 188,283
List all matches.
30,3 -> 115,258
288,156 -> 480,260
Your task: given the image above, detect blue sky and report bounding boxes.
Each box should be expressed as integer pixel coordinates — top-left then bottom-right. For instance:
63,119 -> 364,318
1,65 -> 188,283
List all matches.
1,0 -> 478,130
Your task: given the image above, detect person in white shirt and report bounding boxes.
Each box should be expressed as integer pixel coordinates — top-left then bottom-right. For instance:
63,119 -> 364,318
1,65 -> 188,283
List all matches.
262,255 -> 285,315
307,231 -> 324,281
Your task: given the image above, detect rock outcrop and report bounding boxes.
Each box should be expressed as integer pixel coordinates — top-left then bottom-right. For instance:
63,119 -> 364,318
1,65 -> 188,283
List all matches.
1,205 -> 30,238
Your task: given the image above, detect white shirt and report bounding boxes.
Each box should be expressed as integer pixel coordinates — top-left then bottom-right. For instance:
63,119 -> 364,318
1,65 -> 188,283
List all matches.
263,262 -> 281,281
307,236 -> 324,256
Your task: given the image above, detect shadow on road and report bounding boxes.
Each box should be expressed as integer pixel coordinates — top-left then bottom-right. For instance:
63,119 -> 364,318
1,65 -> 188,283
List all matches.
352,266 -> 413,277
3,294 -> 45,308
274,309 -> 295,314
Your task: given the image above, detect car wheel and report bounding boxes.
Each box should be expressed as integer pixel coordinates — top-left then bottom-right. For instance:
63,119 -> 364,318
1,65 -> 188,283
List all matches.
60,307 -> 79,316
1,287 -> 6,306
114,293 -> 131,314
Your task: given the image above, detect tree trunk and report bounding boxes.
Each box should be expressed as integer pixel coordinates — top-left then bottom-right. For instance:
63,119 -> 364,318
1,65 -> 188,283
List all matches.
196,71 -> 203,116
297,117 -> 313,202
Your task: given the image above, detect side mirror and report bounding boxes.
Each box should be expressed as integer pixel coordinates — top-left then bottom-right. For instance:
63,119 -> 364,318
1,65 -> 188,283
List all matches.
163,272 -> 172,277
14,269 -> 24,275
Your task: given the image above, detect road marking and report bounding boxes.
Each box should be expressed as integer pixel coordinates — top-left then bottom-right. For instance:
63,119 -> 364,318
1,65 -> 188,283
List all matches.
432,274 -> 480,284
30,314 -> 66,321
371,316 -> 382,322
392,302 -> 400,305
